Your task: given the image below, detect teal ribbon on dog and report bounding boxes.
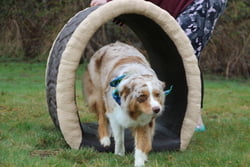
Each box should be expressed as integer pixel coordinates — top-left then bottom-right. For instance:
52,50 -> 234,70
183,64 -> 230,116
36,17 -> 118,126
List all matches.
110,74 -> 127,87
110,74 -> 127,105
112,88 -> 121,105
164,85 -> 173,96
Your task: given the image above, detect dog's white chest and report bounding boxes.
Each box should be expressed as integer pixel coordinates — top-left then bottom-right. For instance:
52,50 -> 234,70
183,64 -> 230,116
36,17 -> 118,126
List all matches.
106,105 -> 152,128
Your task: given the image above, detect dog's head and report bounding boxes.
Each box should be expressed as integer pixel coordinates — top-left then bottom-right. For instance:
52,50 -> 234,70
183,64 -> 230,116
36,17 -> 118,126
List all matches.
112,75 -> 169,120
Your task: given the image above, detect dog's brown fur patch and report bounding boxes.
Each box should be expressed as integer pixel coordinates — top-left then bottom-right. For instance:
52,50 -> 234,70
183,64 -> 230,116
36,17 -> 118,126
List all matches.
94,51 -> 106,72
134,125 -> 152,153
120,86 -> 130,101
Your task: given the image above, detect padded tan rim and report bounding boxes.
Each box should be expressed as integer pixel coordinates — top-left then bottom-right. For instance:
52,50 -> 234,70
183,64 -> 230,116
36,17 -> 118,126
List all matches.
56,0 -> 201,150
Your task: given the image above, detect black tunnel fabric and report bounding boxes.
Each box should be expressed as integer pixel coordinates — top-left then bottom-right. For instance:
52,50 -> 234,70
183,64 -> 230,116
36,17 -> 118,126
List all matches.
45,0 -> 201,151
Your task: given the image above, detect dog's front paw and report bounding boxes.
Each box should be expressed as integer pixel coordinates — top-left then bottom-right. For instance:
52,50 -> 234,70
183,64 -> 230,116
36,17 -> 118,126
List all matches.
115,144 -> 125,156
100,136 -> 111,147
134,158 -> 146,167
134,149 -> 147,167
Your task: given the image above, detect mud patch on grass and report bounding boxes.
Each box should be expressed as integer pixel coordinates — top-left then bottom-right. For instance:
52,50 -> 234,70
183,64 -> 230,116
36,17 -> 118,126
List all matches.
30,149 -> 60,158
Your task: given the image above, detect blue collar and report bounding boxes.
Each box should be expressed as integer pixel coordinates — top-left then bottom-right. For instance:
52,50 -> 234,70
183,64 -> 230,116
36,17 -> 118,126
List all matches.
110,74 -> 127,105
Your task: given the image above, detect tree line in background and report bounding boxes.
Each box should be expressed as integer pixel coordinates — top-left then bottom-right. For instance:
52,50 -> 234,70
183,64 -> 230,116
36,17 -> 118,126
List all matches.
0,0 -> 249,78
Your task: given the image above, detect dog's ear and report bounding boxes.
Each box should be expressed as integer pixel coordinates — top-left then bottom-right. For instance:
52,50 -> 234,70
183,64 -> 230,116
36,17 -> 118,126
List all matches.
120,86 -> 130,101
110,74 -> 127,87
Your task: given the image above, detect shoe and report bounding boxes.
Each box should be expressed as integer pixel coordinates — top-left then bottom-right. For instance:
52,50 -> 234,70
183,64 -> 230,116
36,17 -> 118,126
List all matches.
195,124 -> 206,132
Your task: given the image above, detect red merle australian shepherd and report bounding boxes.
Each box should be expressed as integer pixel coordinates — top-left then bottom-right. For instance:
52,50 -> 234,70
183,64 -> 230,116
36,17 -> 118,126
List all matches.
83,41 -> 170,167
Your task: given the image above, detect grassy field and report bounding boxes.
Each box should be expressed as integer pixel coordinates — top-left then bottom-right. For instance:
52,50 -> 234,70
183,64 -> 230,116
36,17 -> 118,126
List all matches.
0,62 -> 249,167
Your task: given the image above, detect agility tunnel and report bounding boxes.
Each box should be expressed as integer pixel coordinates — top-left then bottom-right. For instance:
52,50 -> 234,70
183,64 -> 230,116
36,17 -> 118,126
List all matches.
45,0 -> 201,152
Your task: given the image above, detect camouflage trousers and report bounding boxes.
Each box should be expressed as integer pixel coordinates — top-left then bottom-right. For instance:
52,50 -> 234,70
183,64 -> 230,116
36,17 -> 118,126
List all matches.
177,0 -> 228,58
177,0 -> 227,108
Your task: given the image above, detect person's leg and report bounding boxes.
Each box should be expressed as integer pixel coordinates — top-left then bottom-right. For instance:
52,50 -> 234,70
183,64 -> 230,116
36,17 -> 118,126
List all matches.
176,0 -> 228,131
177,0 -> 227,58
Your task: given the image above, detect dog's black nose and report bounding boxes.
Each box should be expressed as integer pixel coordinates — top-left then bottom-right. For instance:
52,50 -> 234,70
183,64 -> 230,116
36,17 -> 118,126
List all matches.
152,106 -> 160,114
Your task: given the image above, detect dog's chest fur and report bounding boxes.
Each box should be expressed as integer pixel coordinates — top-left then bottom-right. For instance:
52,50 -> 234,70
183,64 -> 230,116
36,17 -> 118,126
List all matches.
106,101 -> 153,128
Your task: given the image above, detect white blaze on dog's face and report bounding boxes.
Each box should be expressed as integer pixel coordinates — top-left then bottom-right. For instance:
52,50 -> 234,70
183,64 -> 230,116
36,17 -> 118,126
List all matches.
119,76 -> 165,120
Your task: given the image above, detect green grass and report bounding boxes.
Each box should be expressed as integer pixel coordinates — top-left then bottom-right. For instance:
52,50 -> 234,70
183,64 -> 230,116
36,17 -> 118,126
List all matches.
0,62 -> 249,167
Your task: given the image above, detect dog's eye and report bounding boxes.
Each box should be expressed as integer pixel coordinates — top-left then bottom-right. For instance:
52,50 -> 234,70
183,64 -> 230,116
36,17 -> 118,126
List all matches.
154,92 -> 161,98
137,94 -> 148,103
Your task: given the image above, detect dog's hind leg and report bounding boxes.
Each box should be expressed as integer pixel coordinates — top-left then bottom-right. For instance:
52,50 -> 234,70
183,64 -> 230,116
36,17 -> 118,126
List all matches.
83,68 -> 96,110
89,94 -> 111,147
98,104 -> 111,147
83,69 -> 111,147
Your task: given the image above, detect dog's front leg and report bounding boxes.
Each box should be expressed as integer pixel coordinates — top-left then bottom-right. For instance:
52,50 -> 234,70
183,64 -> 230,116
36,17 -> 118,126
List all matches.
109,119 -> 125,156
134,125 -> 152,167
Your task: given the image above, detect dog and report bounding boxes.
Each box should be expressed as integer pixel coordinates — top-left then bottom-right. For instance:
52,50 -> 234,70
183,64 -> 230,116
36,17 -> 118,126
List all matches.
83,41 -> 171,166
